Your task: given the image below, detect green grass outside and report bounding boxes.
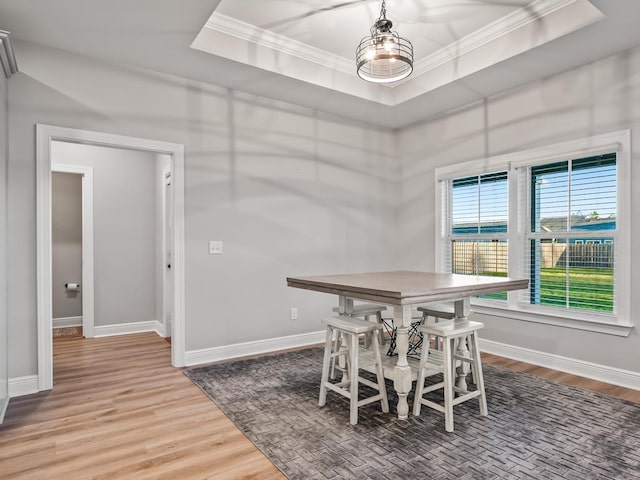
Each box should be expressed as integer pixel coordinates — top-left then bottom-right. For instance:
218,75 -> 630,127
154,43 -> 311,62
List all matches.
537,266 -> 613,312
472,267 -> 614,311
476,270 -> 508,301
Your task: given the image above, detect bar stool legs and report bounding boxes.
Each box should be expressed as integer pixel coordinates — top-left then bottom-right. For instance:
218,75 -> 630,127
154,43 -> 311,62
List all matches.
329,304 -> 386,379
319,325 -> 335,408
469,330 -> 488,416
319,316 -> 389,425
413,320 -> 487,432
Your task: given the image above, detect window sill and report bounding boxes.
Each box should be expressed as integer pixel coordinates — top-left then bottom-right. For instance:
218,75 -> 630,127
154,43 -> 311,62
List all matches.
470,303 -> 634,337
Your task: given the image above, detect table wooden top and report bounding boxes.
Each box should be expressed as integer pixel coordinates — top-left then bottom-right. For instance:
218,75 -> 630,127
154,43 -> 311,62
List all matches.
287,270 -> 529,305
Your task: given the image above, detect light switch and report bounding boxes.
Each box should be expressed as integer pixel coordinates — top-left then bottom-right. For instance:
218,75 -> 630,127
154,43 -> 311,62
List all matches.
209,241 -> 223,255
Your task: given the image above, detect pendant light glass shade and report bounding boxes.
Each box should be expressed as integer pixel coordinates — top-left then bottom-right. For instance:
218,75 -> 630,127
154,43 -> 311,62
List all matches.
356,1 -> 413,83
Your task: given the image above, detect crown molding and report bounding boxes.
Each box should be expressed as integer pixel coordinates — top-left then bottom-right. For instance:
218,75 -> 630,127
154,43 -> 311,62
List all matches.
204,0 -> 593,89
205,13 -> 355,76
413,0 -> 586,77
0,30 -> 18,78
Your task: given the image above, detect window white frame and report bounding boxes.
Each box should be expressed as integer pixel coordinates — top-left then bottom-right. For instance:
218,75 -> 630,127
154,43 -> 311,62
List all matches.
435,130 -> 632,337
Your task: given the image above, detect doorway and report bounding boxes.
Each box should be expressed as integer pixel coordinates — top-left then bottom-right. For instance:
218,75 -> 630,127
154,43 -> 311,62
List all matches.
51,165 -> 95,338
36,125 -> 186,391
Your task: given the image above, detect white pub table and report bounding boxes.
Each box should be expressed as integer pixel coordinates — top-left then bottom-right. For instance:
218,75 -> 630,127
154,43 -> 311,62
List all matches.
287,270 -> 529,420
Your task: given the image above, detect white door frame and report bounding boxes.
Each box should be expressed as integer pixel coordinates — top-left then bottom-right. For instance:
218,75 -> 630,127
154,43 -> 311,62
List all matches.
36,124 -> 186,391
51,164 -> 95,338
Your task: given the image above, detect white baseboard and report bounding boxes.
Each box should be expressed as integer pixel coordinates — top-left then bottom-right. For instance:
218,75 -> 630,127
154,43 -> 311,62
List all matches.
53,316 -> 82,328
480,339 -> 640,391
93,320 -> 165,338
0,396 -> 8,422
184,330 -> 325,367
9,375 -> 39,398
155,321 -> 166,337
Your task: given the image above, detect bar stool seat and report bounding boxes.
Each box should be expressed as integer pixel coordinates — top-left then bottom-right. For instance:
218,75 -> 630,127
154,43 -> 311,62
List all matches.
319,316 -> 389,425
412,320 -> 487,432
331,303 -> 387,344
416,303 -> 455,321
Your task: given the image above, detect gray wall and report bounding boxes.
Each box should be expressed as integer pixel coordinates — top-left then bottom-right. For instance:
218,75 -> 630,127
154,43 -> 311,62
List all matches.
50,141 -> 159,329
397,47 -> 640,373
51,172 -> 82,319
7,42 -> 397,377
6,39 -> 640,380
0,67 -> 8,413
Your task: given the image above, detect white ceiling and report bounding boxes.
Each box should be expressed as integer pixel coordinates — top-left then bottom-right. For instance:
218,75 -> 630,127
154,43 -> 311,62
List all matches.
214,0 -> 531,60
1,0 -> 640,128
193,0 -> 603,105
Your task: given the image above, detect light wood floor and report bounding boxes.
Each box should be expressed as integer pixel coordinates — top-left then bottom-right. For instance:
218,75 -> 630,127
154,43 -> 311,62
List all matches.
0,333 -> 285,480
1,333 -> 638,479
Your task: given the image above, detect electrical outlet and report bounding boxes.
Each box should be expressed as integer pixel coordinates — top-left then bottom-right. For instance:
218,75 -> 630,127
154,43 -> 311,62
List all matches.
208,241 -> 223,255
290,307 -> 298,320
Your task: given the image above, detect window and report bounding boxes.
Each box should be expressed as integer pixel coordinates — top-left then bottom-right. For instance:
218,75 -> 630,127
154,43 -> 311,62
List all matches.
526,154 -> 616,313
444,172 -> 508,301
435,131 -> 631,334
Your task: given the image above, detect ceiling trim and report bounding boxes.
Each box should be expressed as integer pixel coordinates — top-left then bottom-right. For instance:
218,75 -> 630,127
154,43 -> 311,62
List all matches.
205,13 -> 355,76
413,0 -> 579,77
0,30 -> 18,78
203,0 -> 585,88
392,0 -> 604,104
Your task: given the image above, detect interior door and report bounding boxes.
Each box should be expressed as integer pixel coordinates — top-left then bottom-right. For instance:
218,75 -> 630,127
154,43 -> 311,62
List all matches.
162,170 -> 173,338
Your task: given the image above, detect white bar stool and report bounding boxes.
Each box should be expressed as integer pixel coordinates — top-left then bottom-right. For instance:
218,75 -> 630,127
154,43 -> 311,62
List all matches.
330,303 -> 386,378
319,316 -> 389,425
416,303 -> 455,351
331,303 -> 387,346
412,320 -> 487,432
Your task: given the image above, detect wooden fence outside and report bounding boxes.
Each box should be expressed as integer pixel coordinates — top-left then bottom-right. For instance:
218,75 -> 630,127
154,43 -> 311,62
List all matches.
550,242 -> 614,269
451,241 -> 614,273
452,241 -> 507,275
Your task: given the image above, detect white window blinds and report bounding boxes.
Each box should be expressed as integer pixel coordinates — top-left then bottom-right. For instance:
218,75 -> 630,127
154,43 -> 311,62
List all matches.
446,171 -> 509,301
522,153 -> 617,313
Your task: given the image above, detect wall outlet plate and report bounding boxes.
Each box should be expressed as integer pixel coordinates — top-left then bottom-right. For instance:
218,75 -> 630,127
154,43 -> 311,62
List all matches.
209,241 -> 223,255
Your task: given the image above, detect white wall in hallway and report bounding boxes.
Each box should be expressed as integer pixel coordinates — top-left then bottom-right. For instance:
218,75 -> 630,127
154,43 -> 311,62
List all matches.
51,171 -> 82,319
50,141 -> 159,329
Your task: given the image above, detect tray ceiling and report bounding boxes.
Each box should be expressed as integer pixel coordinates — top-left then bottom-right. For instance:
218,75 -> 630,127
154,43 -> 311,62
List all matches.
192,0 -> 604,105
2,0 -> 640,128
